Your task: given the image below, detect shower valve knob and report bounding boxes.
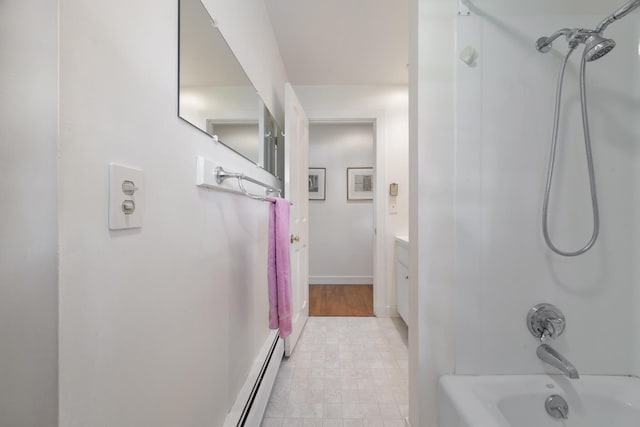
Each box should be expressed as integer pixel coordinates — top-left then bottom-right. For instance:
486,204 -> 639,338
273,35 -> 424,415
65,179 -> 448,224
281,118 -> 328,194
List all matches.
527,303 -> 566,341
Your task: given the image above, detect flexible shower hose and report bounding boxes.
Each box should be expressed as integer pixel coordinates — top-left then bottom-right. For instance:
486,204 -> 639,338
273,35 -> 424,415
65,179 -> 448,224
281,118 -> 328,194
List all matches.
542,46 -> 600,256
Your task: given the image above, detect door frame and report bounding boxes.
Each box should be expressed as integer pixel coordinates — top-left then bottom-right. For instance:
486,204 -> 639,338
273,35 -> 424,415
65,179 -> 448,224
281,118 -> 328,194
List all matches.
306,116 -> 388,317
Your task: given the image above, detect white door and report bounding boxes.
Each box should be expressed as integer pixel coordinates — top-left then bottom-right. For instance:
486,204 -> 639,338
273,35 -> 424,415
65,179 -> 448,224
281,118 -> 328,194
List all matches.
283,83 -> 309,356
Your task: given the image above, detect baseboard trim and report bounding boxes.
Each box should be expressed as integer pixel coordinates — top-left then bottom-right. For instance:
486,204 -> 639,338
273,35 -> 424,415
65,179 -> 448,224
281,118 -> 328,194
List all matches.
309,276 -> 373,285
373,305 -> 400,318
373,305 -> 399,318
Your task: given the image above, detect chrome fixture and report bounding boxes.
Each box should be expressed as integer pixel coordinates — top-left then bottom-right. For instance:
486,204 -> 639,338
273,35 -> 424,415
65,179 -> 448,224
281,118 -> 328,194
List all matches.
545,394 -> 569,419
527,303 -> 565,342
536,0 -> 640,256
596,0 -> 640,33
215,166 -> 282,202
527,304 -> 579,379
537,344 -> 580,379
536,0 -> 640,59
536,28 -> 615,61
584,34 -> 616,62
541,45 -> 600,256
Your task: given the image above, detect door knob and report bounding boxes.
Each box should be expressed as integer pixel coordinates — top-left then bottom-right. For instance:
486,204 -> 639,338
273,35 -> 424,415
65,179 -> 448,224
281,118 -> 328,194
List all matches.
290,234 -> 300,243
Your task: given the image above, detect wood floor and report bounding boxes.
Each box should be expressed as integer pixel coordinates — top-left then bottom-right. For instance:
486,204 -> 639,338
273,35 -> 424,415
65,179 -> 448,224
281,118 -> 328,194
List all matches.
308,284 -> 373,316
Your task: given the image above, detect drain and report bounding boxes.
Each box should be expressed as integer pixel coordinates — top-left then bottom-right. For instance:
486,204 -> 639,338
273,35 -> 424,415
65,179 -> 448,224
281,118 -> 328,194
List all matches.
545,394 -> 569,420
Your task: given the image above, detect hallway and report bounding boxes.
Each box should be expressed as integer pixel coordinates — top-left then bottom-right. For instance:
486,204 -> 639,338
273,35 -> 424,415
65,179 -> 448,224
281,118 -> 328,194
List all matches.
262,317 -> 408,426
309,285 -> 373,317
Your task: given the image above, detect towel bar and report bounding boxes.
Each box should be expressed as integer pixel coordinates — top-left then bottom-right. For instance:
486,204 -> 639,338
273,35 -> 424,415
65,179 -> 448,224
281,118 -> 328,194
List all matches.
215,166 -> 282,201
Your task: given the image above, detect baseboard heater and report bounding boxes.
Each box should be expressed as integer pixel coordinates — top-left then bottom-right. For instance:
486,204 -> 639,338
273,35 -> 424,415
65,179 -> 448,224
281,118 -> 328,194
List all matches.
223,330 -> 284,427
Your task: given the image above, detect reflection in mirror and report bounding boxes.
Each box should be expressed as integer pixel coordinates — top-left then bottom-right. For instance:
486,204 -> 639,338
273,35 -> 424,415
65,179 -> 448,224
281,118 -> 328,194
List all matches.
178,0 -> 283,178
263,108 -> 285,180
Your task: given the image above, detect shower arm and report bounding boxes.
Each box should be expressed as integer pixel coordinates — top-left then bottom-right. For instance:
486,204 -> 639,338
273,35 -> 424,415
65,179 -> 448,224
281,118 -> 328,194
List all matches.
537,26 -> 615,53
596,0 -> 640,33
536,28 -> 601,52
536,28 -> 574,52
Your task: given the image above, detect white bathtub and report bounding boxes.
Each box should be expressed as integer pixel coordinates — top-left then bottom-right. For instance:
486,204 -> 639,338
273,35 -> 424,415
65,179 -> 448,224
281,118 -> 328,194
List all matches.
439,375 -> 640,427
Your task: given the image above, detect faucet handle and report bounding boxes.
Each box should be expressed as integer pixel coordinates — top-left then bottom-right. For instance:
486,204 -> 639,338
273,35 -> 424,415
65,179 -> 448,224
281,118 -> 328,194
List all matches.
527,303 -> 566,341
541,316 -> 565,342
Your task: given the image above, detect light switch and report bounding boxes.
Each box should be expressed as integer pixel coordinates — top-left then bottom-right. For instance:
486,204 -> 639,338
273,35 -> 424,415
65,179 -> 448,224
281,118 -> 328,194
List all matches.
109,163 -> 144,230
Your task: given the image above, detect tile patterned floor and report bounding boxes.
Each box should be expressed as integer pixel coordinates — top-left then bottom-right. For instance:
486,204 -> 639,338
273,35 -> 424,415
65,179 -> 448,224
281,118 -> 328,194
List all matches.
262,316 -> 409,427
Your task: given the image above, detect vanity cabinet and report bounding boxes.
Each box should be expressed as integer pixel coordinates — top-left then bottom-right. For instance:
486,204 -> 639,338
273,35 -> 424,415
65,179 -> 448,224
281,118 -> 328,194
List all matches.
395,237 -> 409,326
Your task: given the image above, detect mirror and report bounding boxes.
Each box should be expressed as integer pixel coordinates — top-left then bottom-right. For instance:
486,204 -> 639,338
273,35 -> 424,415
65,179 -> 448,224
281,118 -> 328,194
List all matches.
178,0 -> 283,178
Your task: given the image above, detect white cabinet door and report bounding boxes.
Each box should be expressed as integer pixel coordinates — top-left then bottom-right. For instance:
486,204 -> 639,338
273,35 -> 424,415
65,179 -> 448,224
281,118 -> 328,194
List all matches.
283,83 -> 309,356
396,242 -> 409,325
396,262 -> 409,325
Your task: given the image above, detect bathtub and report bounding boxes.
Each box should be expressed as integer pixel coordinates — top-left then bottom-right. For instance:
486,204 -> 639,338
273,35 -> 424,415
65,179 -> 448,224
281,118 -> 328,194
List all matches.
439,375 -> 640,427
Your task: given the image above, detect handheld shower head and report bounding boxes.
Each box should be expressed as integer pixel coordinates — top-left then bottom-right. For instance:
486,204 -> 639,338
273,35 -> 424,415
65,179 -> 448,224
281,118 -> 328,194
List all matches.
584,34 -> 616,61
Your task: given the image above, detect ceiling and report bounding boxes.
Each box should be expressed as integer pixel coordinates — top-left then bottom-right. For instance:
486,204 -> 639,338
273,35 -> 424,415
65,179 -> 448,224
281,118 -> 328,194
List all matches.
264,0 -> 409,86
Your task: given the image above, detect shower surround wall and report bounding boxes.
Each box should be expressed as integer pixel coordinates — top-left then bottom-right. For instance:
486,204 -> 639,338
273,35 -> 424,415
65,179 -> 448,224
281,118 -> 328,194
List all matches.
455,6 -> 640,377
411,0 -> 640,426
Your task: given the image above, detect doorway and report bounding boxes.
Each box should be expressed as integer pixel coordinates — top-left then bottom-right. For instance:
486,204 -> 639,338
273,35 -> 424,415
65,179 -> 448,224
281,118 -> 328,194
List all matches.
307,122 -> 375,317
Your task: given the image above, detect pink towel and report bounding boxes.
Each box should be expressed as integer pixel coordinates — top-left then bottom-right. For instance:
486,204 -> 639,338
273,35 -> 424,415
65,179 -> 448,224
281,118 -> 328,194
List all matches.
268,198 -> 292,337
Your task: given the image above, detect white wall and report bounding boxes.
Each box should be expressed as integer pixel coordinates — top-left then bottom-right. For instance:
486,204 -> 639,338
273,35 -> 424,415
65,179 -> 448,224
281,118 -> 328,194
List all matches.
308,123 -> 374,285
409,1 -> 457,426
58,0 -> 287,426
295,86 -> 409,316
0,1 -> 59,426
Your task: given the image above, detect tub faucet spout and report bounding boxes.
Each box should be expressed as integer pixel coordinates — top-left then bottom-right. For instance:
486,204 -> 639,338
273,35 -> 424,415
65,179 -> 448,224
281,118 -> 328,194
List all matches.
537,344 -> 580,379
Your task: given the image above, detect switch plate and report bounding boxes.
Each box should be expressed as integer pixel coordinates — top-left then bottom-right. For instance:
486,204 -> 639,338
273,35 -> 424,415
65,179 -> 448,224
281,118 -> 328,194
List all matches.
195,155 -> 218,188
389,202 -> 398,214
109,163 -> 144,230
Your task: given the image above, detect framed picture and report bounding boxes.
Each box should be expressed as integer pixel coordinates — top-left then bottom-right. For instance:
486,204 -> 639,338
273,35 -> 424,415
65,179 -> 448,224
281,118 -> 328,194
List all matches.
347,167 -> 373,200
308,168 -> 326,200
